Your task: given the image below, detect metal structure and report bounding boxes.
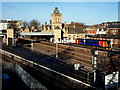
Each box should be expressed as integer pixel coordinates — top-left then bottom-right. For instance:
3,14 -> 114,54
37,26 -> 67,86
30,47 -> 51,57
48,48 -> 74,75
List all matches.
20,32 -> 53,36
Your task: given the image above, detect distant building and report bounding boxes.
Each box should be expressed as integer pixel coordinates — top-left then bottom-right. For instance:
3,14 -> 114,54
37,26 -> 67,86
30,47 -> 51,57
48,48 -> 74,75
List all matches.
0,19 -> 23,45
51,7 -> 62,30
102,21 -> 120,28
107,28 -> 120,35
96,28 -> 107,35
62,22 -> 85,42
40,7 -> 86,43
19,27 -> 30,32
0,19 -> 23,30
84,26 -> 98,36
89,21 -> 120,48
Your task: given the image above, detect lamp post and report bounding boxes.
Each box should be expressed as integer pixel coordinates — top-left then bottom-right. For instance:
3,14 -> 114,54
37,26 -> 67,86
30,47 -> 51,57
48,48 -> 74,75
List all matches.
31,40 -> 33,51
110,39 -> 113,49
56,40 -> 58,59
92,50 -> 98,83
83,37 -> 86,47
67,36 -> 69,45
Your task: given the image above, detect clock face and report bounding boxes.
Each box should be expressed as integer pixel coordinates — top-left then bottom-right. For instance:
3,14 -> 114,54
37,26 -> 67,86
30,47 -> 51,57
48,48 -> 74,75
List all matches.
55,10 -> 59,13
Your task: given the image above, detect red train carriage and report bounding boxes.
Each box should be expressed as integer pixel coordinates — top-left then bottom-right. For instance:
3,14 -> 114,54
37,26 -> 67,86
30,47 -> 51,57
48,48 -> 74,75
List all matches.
75,38 -> 111,49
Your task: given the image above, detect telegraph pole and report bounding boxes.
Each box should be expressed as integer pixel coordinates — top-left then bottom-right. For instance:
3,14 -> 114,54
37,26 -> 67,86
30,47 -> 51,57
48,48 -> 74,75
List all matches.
31,40 -> 33,51
56,41 -> 58,59
92,50 -> 98,83
84,37 -> 86,47
110,39 -> 113,49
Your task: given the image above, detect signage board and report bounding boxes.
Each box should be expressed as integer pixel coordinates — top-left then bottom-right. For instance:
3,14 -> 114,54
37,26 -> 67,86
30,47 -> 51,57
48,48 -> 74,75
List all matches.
105,71 -> 119,88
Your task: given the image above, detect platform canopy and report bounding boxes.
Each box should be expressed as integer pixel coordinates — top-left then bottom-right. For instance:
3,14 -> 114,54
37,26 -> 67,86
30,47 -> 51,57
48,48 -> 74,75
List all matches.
20,32 -> 54,36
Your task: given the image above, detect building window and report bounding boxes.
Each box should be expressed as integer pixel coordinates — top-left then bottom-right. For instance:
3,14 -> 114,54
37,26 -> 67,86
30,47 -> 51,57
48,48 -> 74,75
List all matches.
57,17 -> 59,23
68,35 -> 71,40
113,33 -> 116,35
58,38 -> 60,41
56,18 -> 57,23
73,35 -> 76,40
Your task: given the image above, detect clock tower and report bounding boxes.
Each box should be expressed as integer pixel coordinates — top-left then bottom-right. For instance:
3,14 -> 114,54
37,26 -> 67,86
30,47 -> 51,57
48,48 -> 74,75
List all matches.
51,7 -> 62,30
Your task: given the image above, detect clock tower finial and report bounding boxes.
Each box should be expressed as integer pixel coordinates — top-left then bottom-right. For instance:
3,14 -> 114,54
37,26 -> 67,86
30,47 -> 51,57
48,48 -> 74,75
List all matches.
53,7 -> 60,14
51,7 -> 62,30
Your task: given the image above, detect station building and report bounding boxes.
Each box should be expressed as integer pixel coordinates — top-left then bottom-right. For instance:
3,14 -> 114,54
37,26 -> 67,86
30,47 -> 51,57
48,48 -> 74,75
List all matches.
0,19 -> 23,45
40,7 -> 86,43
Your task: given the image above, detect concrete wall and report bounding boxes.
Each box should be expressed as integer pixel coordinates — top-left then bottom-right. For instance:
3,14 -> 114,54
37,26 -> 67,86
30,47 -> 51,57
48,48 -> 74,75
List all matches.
1,49 -> 95,89
15,64 -> 47,89
2,59 -> 47,89
54,29 -> 62,43
7,29 -> 14,45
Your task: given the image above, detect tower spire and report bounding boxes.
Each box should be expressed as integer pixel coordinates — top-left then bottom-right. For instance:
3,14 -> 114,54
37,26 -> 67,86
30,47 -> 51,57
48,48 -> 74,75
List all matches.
53,7 -> 60,14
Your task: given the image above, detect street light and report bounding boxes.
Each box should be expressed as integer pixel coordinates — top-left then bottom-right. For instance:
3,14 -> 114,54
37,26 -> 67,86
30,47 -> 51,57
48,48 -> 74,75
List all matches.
110,39 -> 113,49
56,40 -> 58,59
83,37 -> 86,47
31,40 -> 33,51
92,50 -> 98,83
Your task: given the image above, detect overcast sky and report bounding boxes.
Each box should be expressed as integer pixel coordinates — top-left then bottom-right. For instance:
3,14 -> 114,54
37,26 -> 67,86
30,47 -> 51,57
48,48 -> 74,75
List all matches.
2,2 -> 118,25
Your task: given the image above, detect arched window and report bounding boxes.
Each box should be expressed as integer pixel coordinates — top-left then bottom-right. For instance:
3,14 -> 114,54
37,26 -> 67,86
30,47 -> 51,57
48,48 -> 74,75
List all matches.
58,18 -> 59,22
56,18 -> 57,23
73,35 -> 76,40
69,35 -> 71,40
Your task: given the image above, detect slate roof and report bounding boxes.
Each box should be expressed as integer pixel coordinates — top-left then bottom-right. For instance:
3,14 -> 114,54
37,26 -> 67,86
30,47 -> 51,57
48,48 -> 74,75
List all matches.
55,26 -> 60,29
85,27 -> 98,30
20,27 -> 26,30
68,27 -> 85,34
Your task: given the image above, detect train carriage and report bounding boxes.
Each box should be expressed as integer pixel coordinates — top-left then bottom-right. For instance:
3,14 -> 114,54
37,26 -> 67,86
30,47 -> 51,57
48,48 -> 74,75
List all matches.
75,38 -> 111,49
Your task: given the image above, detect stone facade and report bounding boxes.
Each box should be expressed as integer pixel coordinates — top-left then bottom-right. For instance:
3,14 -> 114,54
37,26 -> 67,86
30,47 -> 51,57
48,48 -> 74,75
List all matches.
41,7 -> 86,43
84,26 -> 98,36
19,27 -> 30,32
51,7 -> 62,30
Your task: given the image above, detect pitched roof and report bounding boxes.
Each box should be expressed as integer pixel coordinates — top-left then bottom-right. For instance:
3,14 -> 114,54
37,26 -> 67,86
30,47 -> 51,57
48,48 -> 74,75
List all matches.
68,27 -> 85,34
55,26 -> 60,29
92,34 -> 120,39
85,26 -> 98,30
21,27 -> 26,30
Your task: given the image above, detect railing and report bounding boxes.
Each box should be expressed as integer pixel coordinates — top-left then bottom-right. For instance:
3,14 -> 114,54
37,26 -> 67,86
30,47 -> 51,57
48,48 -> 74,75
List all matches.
0,49 -> 97,89
20,32 -> 53,36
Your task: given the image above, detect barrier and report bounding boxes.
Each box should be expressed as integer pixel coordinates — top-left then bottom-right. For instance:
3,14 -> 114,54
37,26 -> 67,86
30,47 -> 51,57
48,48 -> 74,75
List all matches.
0,49 -> 97,89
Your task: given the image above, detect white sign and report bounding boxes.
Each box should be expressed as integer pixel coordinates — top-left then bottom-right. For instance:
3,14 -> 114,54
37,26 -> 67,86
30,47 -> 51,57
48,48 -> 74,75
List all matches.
110,39 -> 114,44
74,63 -> 80,70
95,50 -> 98,55
105,71 -> 119,88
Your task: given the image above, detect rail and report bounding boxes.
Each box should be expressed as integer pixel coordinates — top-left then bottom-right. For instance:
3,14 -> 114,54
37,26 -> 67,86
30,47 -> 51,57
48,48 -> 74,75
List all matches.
0,49 -> 97,89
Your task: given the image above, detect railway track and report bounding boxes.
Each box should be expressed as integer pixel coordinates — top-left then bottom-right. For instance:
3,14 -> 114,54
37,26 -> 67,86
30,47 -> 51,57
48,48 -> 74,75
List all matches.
24,41 -> 93,71
18,38 -> 120,72
1,46 -> 94,85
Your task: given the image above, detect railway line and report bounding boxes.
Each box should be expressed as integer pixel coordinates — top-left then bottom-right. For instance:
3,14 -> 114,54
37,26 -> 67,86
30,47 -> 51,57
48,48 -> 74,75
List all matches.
2,45 -> 93,85
16,38 -> 120,72
24,42 -> 93,70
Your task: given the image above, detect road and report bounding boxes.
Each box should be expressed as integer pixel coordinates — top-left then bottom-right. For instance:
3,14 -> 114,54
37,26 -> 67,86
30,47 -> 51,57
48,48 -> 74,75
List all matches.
2,45 -> 92,84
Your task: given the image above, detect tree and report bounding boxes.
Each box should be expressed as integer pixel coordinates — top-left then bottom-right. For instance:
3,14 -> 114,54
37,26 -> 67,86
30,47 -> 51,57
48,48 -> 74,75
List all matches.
29,19 -> 40,29
23,21 -> 29,27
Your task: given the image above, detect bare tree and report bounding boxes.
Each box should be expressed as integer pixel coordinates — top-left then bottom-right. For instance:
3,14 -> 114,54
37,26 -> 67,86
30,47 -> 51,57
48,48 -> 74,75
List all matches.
23,21 -> 29,27
29,19 -> 40,29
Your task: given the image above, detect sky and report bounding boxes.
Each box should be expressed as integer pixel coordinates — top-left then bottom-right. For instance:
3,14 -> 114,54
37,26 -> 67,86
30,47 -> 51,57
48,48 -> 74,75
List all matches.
2,2 -> 118,25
